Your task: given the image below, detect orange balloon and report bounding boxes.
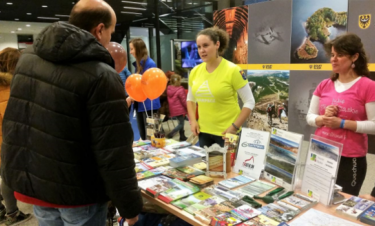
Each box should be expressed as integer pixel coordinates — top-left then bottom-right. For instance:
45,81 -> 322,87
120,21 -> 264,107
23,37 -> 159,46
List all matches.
141,68 -> 168,100
125,74 -> 147,102
106,42 -> 127,73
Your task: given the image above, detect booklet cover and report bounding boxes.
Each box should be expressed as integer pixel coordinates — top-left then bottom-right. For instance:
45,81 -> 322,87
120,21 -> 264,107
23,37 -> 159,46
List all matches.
263,128 -> 303,191
230,204 -> 261,221
359,203 -> 375,225
158,179 -> 200,203
237,214 -> 279,226
279,194 -> 313,210
240,180 -> 276,197
211,212 -> 242,226
336,196 -> 374,220
234,128 -> 270,179
163,168 -> 193,181
259,203 -> 298,222
171,192 -> 212,209
136,167 -> 165,180
218,175 -> 255,190
176,166 -> 205,176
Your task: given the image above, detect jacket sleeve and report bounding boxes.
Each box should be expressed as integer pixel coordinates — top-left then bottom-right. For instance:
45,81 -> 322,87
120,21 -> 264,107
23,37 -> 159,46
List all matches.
86,70 -> 142,219
178,87 -> 187,110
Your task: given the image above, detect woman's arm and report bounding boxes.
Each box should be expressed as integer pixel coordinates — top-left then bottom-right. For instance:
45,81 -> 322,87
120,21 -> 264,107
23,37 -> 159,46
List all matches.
306,95 -> 325,127
187,85 -> 199,135
353,102 -> 375,134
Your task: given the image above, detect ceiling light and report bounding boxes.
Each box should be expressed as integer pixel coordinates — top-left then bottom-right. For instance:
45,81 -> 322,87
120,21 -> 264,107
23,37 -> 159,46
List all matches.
17,28 -> 22,30
121,1 -> 147,5
120,11 -> 141,15
55,14 -> 70,17
27,13 -> 31,15
26,24 -> 30,27
123,6 -> 146,10
11,31 -> 15,33
42,5 -> 48,8
6,2 -> 13,5
14,18 -> 19,20
37,17 -> 59,20
133,18 -> 148,22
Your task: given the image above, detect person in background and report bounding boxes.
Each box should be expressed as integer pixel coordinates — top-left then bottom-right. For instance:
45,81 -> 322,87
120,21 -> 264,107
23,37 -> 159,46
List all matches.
306,33 -> 375,196
0,48 -> 32,226
187,27 -> 255,147
166,74 -> 188,141
129,38 -> 161,140
119,66 -> 132,107
1,0 -> 142,225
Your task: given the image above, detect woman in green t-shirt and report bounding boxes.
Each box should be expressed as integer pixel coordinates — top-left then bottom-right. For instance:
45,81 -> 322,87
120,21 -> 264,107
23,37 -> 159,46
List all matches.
187,27 -> 255,147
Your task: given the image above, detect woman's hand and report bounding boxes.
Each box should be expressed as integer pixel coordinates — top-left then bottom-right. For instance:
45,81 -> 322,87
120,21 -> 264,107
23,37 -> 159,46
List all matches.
325,105 -> 338,117
126,97 -> 134,107
222,124 -> 238,139
190,120 -> 200,136
322,116 -> 341,129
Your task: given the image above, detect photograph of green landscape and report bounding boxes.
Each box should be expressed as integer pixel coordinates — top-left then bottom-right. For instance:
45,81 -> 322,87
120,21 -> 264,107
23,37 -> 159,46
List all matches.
246,70 -> 289,132
290,0 -> 348,63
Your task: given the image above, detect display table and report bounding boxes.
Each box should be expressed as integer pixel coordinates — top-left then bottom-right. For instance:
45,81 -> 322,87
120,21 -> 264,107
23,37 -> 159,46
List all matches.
140,172 -> 369,226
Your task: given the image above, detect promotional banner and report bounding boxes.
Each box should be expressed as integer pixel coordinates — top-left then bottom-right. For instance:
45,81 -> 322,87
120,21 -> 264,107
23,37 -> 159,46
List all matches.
234,128 -> 270,179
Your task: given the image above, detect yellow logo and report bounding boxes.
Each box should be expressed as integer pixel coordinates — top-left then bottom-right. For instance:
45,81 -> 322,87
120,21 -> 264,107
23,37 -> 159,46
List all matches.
359,14 -> 371,29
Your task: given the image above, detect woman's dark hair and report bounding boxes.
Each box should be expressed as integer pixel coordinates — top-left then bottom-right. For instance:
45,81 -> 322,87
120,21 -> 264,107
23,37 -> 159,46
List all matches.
129,38 -> 148,74
324,33 -> 369,81
197,27 -> 229,56
0,47 -> 21,74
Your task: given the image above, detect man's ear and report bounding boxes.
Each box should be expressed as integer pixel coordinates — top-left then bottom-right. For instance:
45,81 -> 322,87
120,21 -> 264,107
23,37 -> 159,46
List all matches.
91,23 -> 105,41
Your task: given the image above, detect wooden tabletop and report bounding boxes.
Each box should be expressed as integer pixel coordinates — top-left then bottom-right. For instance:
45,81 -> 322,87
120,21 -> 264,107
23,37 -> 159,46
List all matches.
141,172 -> 370,226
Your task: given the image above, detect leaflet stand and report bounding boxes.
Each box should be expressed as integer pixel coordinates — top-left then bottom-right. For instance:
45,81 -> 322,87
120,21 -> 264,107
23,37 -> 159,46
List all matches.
205,143 -> 228,179
297,134 -> 343,206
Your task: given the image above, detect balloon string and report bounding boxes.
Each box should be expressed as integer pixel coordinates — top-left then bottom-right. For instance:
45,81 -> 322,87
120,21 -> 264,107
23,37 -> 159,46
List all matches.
151,100 -> 153,119
142,102 -> 148,118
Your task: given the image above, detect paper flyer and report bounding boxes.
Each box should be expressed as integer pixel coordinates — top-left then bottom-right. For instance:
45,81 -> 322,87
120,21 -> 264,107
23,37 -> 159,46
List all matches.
263,128 -> 303,190
234,128 -> 270,179
301,138 -> 340,206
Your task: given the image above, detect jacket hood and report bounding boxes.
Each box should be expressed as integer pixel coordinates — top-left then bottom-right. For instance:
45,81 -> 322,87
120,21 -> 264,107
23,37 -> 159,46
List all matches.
34,22 -> 114,66
0,72 -> 12,86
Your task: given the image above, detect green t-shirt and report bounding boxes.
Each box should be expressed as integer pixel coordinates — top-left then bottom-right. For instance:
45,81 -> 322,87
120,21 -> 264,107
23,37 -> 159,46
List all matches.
189,58 -> 248,136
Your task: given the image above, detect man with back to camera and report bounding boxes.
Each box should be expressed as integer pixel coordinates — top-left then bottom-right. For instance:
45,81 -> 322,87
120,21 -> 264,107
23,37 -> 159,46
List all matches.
1,0 -> 142,225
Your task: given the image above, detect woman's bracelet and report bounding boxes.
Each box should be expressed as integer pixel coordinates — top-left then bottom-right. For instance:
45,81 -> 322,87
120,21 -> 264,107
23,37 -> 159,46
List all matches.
232,123 -> 240,130
340,119 -> 345,129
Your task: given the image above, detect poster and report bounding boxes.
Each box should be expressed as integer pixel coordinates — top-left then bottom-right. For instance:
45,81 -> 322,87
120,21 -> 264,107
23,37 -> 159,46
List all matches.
213,5 -> 248,64
288,71 -> 328,140
301,137 -> 341,206
290,0 -> 348,63
247,0 -> 292,64
347,0 -> 375,63
234,128 -> 270,179
246,70 -> 289,132
263,128 -> 303,190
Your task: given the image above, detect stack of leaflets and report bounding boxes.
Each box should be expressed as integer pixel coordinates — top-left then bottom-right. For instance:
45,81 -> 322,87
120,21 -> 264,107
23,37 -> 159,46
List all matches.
136,167 -> 166,180
277,194 -> 316,212
133,140 -> 151,147
163,141 -> 192,152
193,162 -> 207,170
218,176 -> 254,190
133,144 -> 158,152
157,179 -> 200,203
137,175 -> 173,197
176,166 -> 205,177
169,154 -> 202,168
135,162 -> 153,173
240,180 -> 276,197
210,212 -> 242,226
171,191 -> 212,210
230,204 -> 261,221
190,175 -> 214,188
237,214 -> 280,226
176,146 -> 206,157
203,186 -> 244,202
359,203 -> 375,225
146,156 -> 170,168
259,203 -> 298,222
336,196 -> 374,220
162,168 -> 194,181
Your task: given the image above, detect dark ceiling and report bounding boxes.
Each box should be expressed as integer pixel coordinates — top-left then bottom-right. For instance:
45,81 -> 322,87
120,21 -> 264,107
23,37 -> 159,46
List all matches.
0,0 -> 217,39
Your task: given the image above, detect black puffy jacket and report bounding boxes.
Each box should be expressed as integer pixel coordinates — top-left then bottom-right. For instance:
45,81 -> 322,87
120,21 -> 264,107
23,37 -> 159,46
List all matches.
1,22 -> 142,219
